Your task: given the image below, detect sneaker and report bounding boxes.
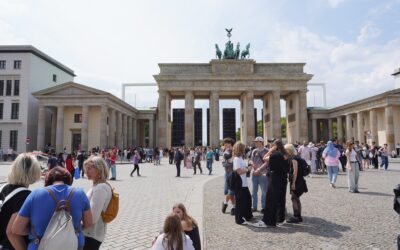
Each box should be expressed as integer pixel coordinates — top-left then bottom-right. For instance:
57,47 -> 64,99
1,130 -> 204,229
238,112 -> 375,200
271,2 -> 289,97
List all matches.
286,216 -> 302,223
250,220 -> 267,228
222,202 -> 228,214
230,208 -> 235,216
354,190 -> 360,193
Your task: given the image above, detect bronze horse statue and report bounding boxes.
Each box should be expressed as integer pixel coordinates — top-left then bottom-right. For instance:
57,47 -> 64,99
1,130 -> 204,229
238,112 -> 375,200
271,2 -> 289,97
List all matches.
241,43 -> 250,59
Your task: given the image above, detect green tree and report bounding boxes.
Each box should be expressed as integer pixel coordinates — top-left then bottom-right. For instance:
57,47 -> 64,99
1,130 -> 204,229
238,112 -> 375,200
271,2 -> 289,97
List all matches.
281,117 -> 286,138
236,128 -> 241,141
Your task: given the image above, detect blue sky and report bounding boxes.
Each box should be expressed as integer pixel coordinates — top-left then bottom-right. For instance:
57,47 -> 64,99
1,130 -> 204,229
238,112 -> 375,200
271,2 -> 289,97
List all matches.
1,0 -> 399,138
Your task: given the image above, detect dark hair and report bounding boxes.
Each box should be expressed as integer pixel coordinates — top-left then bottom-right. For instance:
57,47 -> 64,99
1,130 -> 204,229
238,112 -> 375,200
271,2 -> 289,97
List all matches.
273,140 -> 288,158
45,166 -> 72,186
223,137 -> 235,146
58,153 -> 63,158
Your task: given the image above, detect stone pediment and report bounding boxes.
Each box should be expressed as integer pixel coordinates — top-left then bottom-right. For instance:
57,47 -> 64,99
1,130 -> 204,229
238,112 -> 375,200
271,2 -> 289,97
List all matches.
33,82 -> 108,97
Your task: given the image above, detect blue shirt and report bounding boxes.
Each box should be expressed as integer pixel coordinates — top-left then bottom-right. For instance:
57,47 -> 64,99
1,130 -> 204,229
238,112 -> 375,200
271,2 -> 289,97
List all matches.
19,184 -> 90,250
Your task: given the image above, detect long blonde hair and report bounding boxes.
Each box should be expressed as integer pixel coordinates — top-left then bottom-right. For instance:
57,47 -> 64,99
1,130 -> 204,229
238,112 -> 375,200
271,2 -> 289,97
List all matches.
162,215 -> 184,250
7,153 -> 41,186
173,203 -> 198,228
232,141 -> 245,157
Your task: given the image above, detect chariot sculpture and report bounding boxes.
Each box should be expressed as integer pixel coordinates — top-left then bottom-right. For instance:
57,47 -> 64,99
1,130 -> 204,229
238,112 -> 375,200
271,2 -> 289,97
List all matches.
215,28 -> 250,60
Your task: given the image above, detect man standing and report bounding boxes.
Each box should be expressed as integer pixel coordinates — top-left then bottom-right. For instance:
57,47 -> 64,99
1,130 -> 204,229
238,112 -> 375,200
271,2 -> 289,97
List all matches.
250,137 -> 268,214
77,150 -> 86,177
174,147 -> 184,177
193,148 -> 203,174
370,141 -> 379,169
222,138 -> 236,215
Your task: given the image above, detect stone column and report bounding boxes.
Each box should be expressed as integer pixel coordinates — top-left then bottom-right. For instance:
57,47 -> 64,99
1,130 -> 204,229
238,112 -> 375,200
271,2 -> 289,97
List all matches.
149,118 -> 154,147
369,109 -> 378,143
132,118 -> 137,146
312,118 -> 318,142
81,105 -> 89,151
109,109 -> 116,147
184,91 -> 194,147
337,116 -> 343,143
166,93 -> 172,148
210,91 -> 220,147
262,94 -> 270,140
240,91 -> 255,145
345,114 -> 352,142
328,119 -> 333,141
298,90 -> 308,143
37,105 -> 46,151
157,90 -> 167,147
99,106 -> 108,149
51,109 -> 57,147
385,106 -> 395,151
55,106 -> 64,153
127,116 -> 132,147
357,112 -> 364,143
116,111 -> 123,149
272,90 -> 281,139
122,114 -> 128,148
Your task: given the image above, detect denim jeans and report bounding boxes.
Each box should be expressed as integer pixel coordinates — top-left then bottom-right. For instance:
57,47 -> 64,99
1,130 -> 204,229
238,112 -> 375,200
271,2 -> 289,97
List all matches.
327,165 -> 339,184
110,164 -> 116,179
224,172 -> 235,195
380,156 -> 389,170
206,159 -> 213,174
251,174 -> 268,210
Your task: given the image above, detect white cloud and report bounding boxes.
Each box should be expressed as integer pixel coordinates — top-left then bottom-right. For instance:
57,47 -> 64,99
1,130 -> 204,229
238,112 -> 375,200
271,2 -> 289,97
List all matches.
328,0 -> 347,8
357,22 -> 381,43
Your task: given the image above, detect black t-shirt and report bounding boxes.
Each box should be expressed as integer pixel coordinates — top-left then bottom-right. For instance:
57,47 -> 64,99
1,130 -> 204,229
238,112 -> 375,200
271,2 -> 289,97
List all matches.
269,151 -> 289,175
0,184 -> 31,249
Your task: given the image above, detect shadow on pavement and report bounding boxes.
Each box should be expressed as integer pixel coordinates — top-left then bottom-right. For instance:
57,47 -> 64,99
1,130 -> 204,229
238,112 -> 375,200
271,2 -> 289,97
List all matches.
246,216 -> 351,239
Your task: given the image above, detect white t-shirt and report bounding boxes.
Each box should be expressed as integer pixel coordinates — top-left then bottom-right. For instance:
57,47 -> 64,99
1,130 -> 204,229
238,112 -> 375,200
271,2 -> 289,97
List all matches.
346,149 -> 357,162
233,156 -> 248,187
152,233 -> 194,250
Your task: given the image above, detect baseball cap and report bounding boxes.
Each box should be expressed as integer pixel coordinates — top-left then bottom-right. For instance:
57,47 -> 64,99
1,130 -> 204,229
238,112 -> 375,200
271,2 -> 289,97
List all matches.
253,136 -> 264,142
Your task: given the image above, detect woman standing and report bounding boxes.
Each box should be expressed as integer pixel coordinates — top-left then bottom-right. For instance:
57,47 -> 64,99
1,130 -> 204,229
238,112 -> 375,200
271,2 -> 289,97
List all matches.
172,203 -> 201,250
108,149 -> 117,180
12,167 -> 92,250
130,151 -> 141,177
345,141 -> 360,193
362,144 -> 370,169
285,144 -> 308,223
152,215 -> 194,250
83,156 -> 113,250
232,141 -> 253,225
322,141 -> 341,188
0,154 -> 41,250
252,140 -> 289,228
206,147 -> 214,175
65,154 -> 75,177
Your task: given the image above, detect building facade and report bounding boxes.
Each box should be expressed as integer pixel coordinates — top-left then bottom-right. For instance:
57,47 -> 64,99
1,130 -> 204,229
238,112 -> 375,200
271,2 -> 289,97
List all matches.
0,46 -> 75,153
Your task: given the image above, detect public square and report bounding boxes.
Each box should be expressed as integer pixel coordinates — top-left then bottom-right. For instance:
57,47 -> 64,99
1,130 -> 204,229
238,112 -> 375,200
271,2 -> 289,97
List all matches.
1,158 -> 399,250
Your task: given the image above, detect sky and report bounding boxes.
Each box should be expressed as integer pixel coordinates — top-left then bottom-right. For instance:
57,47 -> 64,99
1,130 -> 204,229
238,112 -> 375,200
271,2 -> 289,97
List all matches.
1,0 -> 400,139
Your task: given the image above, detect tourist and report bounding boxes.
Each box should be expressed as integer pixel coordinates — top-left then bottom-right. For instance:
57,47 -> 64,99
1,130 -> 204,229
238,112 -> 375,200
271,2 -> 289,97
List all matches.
309,143 -> 318,175
322,141 -> 341,188
174,148 -> 184,177
250,136 -> 268,213
65,154 -> 75,178
361,143 -> 370,169
298,141 -> 311,166
370,141 -> 379,169
0,154 -> 41,250
83,156 -> 113,250
154,148 -> 160,165
47,152 -> 58,170
396,142 -> 400,157
232,141 -> 253,225
12,166 -> 92,250
221,138 -> 236,216
56,152 -> 65,168
77,151 -> 87,177
185,148 -> 193,169
354,141 -> 363,171
252,140 -> 289,228
379,144 -> 389,170
285,144 -> 308,223
172,203 -> 201,250
193,149 -> 203,175
108,148 -> 117,180
168,148 -> 175,165
152,215 -> 194,250
317,141 -> 326,173
206,147 -> 214,175
345,141 -> 360,193
130,150 -> 141,177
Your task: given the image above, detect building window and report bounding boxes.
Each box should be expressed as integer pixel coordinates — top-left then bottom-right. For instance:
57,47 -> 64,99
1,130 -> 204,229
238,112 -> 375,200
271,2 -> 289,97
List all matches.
0,60 -> 5,69
53,74 -> 57,82
0,80 -> 3,96
14,60 -> 21,69
74,114 -> 82,123
6,80 -> 12,96
0,103 -> 3,119
9,130 -> 18,151
11,103 -> 19,119
14,80 -> 19,96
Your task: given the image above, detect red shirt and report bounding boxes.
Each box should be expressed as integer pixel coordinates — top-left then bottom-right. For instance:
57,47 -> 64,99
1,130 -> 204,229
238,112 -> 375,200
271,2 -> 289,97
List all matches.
66,158 -> 74,173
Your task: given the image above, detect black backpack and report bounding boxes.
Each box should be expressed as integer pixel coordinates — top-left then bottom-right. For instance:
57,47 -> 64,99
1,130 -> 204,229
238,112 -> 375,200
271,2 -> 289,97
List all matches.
394,184 -> 400,215
228,171 -> 242,192
294,157 -> 311,177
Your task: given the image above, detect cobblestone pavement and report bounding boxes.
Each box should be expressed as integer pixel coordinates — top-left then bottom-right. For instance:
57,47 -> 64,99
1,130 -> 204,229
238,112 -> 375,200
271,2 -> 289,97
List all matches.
0,158 -> 224,250
204,163 -> 400,250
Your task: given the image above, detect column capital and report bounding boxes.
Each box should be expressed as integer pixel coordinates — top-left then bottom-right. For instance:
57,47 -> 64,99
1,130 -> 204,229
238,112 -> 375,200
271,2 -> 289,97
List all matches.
158,89 -> 168,97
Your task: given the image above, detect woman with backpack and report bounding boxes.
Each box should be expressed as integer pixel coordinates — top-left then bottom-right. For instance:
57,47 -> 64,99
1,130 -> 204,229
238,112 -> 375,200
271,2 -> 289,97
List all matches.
322,141 -> 341,189
12,166 -> 93,250
152,215 -> 194,250
0,154 -> 41,250
285,144 -> 308,223
83,156 -> 113,250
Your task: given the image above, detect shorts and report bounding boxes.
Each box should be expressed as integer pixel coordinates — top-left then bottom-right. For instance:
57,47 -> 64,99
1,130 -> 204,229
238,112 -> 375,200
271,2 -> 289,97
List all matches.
224,172 -> 235,196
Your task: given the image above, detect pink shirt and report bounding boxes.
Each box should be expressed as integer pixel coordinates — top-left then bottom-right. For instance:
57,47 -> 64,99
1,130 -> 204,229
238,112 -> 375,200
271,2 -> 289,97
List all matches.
323,149 -> 340,166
